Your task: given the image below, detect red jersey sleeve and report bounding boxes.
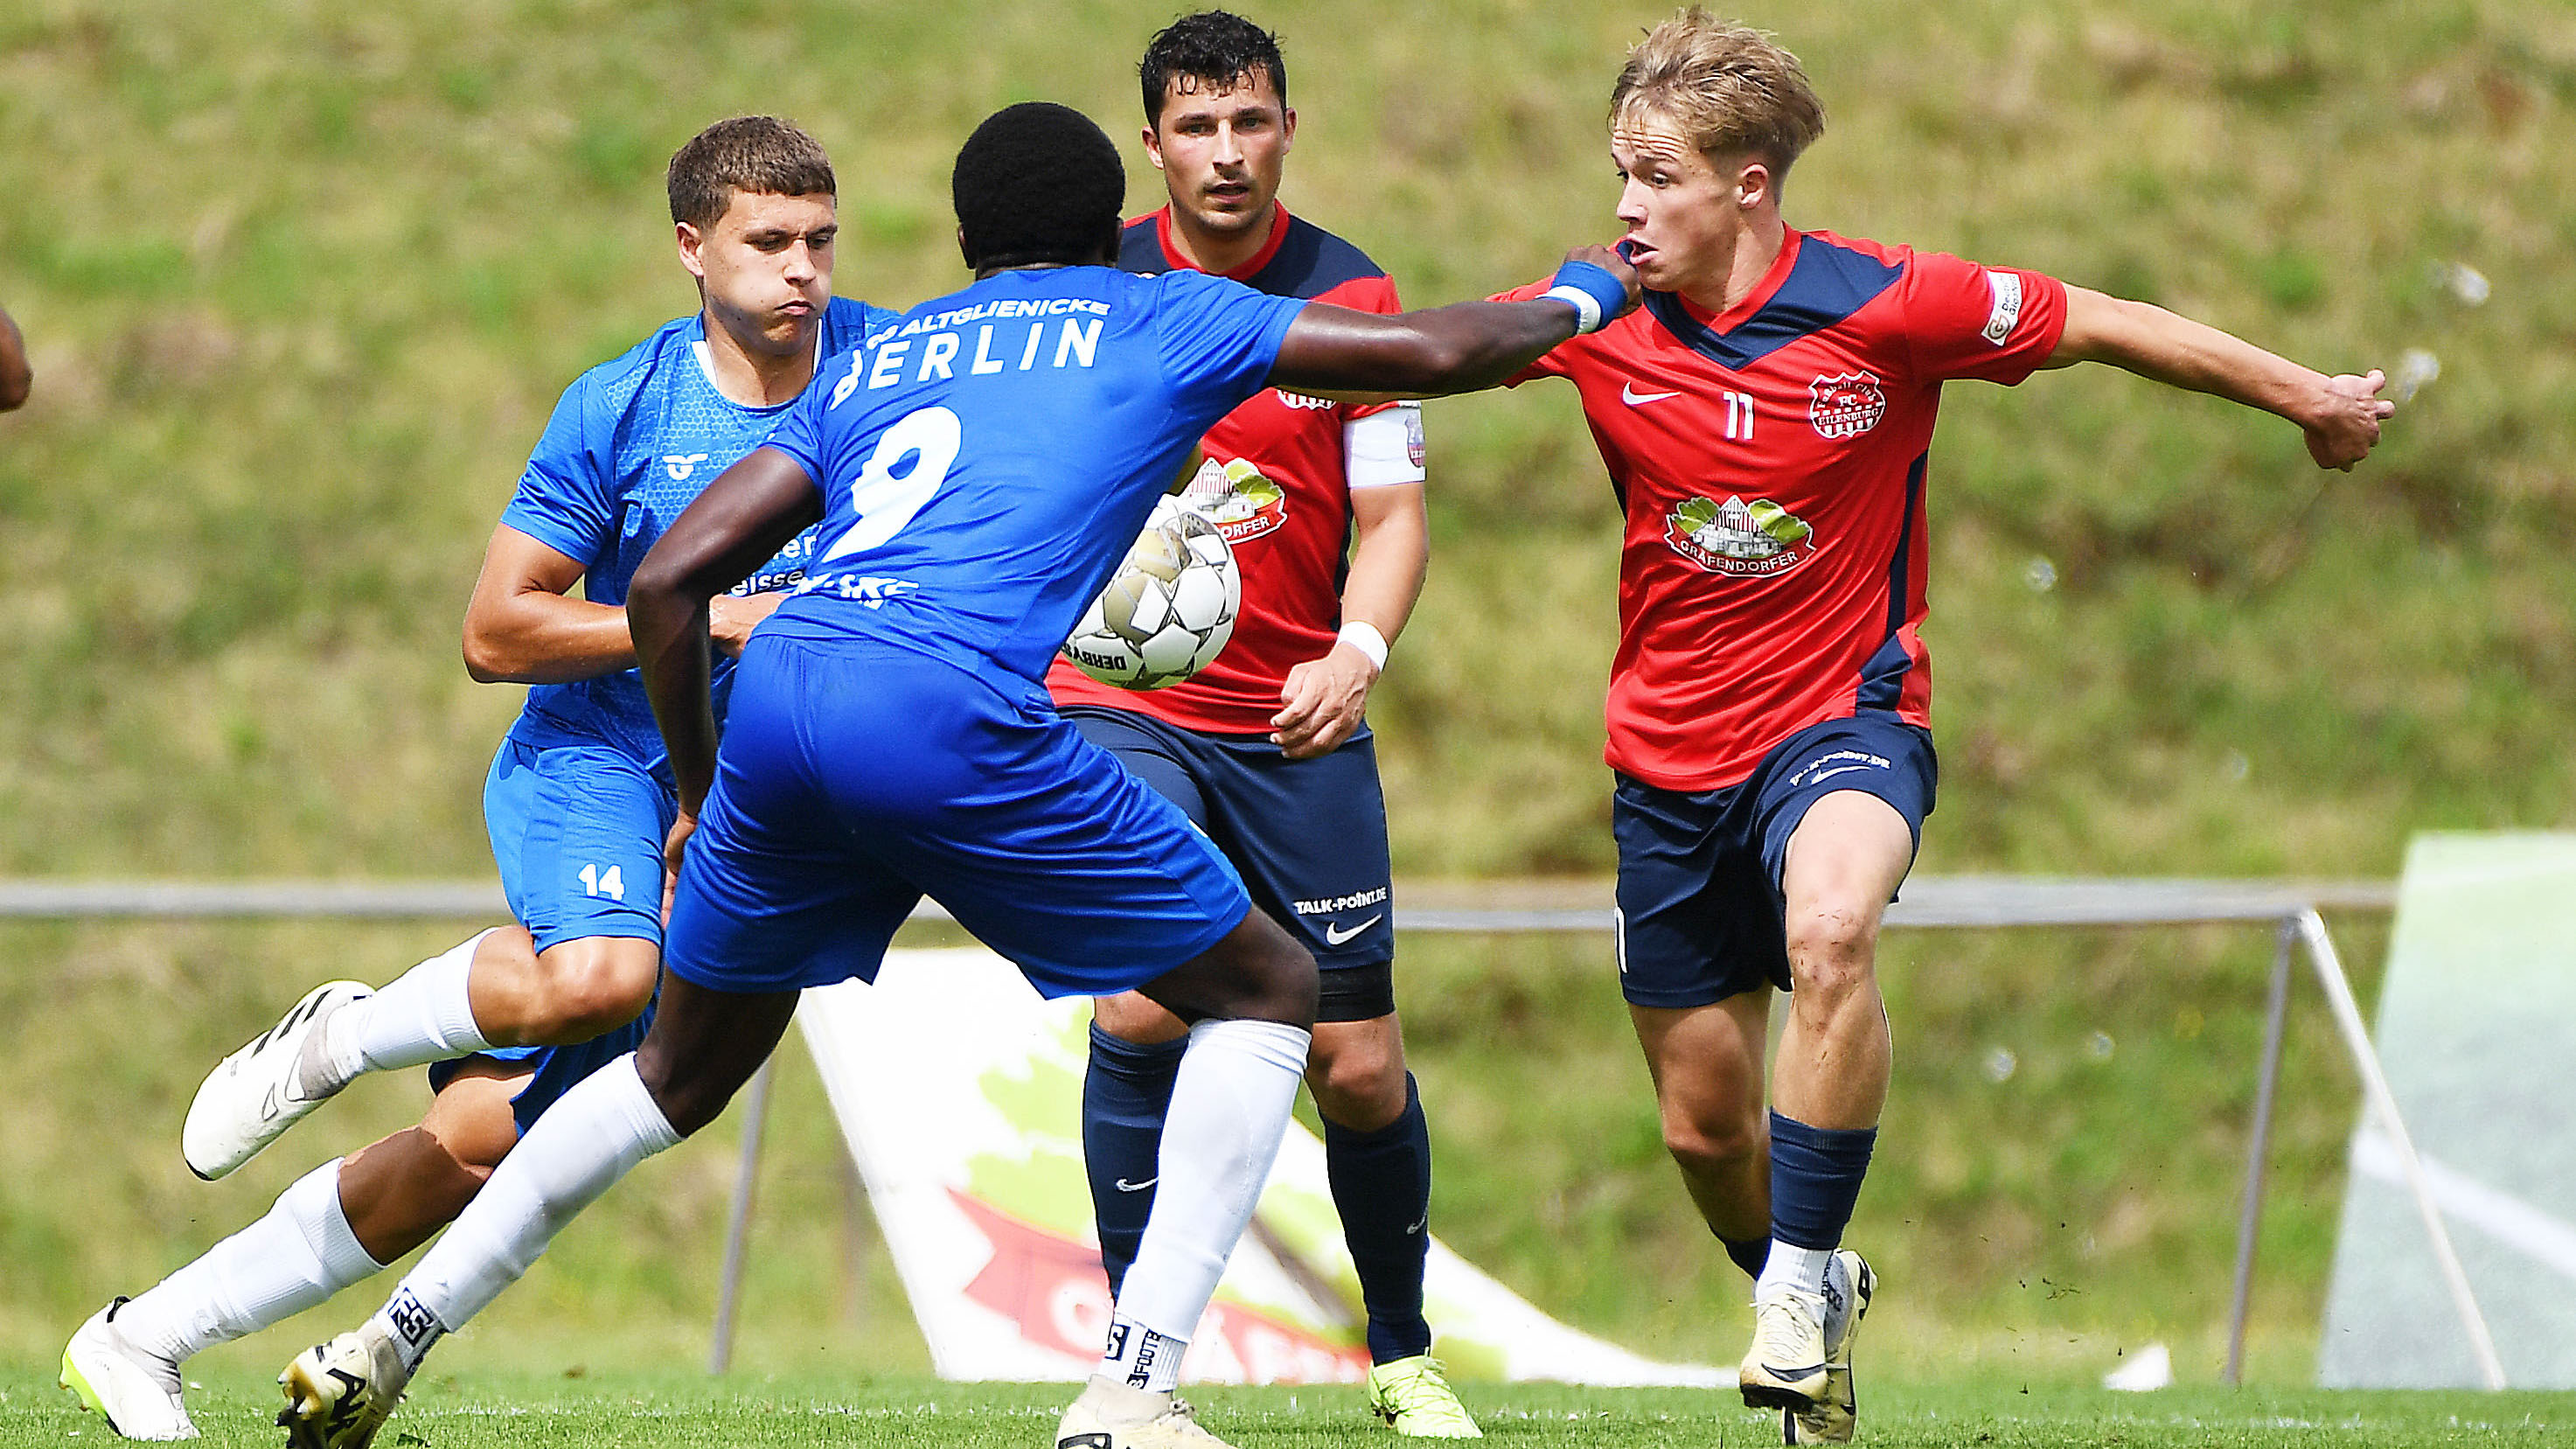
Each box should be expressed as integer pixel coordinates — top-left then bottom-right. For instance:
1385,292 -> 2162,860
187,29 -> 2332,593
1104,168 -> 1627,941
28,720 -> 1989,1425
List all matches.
1898,251 -> 2066,387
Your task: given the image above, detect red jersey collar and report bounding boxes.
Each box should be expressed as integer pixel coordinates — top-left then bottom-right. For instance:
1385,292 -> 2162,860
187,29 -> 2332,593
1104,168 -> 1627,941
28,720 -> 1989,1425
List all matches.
1667,226 -> 1804,333
1149,201 -> 1292,281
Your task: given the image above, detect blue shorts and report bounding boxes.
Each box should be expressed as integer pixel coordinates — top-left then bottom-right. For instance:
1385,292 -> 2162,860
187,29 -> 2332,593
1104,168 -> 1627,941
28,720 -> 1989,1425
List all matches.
483,733 -> 675,955
428,1012 -> 651,1137
430,735 -> 675,1132
664,636 -> 1254,998
1063,707 -> 1396,1020
1613,712 -> 1936,1009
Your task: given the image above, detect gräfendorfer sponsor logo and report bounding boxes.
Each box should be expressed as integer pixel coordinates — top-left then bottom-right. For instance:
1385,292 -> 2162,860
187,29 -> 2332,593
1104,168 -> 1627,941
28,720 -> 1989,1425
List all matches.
1662,494 -> 1817,577
1808,372 -> 1885,440
1178,456 -> 1288,544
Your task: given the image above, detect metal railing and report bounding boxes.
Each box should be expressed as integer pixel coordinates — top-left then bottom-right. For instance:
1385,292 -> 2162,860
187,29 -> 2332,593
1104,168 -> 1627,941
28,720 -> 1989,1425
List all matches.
6,874 -> 2493,1388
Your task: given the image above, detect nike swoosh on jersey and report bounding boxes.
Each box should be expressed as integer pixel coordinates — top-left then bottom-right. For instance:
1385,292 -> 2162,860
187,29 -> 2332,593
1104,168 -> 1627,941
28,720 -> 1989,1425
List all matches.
1323,914 -> 1383,947
1622,383 -> 1681,405
1114,1176 -> 1159,1193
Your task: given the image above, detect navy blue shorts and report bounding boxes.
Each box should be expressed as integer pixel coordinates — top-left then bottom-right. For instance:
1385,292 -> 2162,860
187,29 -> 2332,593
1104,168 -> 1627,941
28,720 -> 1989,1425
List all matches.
1613,712 -> 1936,1009
665,636 -> 1253,998
1062,707 -> 1396,1021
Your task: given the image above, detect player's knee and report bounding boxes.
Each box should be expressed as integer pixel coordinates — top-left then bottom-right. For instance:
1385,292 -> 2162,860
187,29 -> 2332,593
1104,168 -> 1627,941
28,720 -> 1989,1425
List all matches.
526,937 -> 659,1043
1307,1039 -> 1405,1131
1781,903 -> 1879,996
1659,1101 -> 1765,1180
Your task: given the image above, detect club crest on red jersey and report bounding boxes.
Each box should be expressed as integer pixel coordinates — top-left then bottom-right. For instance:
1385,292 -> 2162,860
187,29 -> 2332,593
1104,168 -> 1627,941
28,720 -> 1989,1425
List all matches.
1808,372 -> 1886,440
1178,456 -> 1288,544
1664,494 -> 1816,576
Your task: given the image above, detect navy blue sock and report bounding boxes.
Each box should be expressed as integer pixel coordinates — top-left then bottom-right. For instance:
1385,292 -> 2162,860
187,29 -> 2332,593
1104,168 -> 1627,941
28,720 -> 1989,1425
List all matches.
1723,1236 -> 1772,1281
1322,1073 -> 1435,1364
1767,1111 -> 1877,1250
1081,1023 -> 1187,1299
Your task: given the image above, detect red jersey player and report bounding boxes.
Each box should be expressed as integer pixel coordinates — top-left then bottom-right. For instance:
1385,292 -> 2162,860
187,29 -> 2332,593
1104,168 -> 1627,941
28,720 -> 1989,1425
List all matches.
1044,12 -> 1477,1438
1498,12 -> 2392,1442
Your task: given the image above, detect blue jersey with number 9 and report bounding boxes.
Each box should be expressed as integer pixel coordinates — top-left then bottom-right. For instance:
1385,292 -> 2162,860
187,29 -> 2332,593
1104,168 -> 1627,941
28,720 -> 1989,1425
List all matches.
757,266 -> 1305,680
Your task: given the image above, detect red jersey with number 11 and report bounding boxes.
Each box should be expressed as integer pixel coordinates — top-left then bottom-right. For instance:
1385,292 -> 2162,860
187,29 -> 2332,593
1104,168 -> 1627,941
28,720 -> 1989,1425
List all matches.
1500,228 -> 2067,791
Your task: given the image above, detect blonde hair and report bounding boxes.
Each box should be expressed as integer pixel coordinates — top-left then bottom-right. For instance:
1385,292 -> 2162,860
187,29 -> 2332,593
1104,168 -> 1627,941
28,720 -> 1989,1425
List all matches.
1611,10 -> 1825,176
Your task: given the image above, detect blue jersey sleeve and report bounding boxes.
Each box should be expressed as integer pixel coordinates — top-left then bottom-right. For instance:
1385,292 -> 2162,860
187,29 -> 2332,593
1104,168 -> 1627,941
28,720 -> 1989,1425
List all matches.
1152,269 -> 1306,404
499,372 -> 616,567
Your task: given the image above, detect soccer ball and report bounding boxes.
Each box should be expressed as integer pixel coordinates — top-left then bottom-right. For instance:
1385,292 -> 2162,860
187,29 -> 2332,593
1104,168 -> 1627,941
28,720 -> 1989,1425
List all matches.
1061,495 -> 1240,689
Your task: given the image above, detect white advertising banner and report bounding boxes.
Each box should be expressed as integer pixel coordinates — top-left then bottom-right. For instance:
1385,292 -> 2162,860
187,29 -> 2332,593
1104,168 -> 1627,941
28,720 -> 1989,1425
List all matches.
796,946 -> 1721,1386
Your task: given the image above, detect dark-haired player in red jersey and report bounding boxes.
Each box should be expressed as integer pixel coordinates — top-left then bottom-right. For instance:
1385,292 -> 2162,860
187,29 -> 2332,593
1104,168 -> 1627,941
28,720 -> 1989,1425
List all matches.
1047,10 -> 1478,1439
1495,11 -> 2392,1443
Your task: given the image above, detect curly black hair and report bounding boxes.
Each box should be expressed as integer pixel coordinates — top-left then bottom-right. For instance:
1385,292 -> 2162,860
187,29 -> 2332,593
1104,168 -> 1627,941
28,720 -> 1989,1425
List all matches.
1139,10 -> 1286,123
950,102 -> 1126,272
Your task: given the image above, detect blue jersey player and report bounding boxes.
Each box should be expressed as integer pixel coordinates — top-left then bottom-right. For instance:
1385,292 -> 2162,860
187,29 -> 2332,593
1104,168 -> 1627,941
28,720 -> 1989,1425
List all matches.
276,102 -> 1637,1449
61,118 -> 893,1443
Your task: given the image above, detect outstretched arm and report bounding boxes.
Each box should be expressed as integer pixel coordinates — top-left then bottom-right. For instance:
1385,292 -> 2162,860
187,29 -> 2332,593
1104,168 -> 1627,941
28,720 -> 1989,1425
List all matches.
2044,286 -> 2393,470
0,306 -> 30,412
1268,245 -> 1638,399
463,526 -> 785,683
627,447 -> 824,815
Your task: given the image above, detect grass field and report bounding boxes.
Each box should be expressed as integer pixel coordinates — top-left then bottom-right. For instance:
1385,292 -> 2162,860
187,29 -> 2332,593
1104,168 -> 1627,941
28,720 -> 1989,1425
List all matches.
17,1367 -> 2571,1449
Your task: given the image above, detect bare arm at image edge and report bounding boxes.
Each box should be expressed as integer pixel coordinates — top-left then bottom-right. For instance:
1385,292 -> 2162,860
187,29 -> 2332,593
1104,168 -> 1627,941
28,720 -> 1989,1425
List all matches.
0,307 -> 31,412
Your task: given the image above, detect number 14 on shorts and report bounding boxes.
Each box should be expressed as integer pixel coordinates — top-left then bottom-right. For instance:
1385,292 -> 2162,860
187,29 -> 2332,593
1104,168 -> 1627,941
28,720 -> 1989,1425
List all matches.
578,863 -> 626,901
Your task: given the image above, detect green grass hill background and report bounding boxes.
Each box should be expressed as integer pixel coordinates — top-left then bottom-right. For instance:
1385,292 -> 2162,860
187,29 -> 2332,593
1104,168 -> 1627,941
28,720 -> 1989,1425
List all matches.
3,0 -> 2571,1396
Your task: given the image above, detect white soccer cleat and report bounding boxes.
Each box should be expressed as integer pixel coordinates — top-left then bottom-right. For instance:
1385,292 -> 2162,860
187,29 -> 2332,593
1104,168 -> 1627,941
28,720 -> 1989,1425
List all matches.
277,1325 -> 408,1449
184,980 -> 370,1180
1786,1251 -> 1876,1445
59,1299 -> 198,1441
1055,1376 -> 1236,1448
1738,1291 -> 1830,1412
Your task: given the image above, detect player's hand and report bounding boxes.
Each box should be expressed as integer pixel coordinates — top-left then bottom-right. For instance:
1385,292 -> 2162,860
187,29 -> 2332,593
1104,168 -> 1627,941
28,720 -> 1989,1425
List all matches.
660,811 -> 697,923
1565,243 -> 1643,321
1271,642 -> 1379,760
2302,368 -> 2395,471
708,591 -> 784,657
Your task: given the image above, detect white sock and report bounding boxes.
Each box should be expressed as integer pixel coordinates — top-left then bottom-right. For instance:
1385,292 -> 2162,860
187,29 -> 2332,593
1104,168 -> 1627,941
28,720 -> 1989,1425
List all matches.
115,1159 -> 386,1365
327,930 -> 498,1082
382,1052 -> 677,1369
1820,1250 -> 1855,1342
1108,1017 -> 1310,1363
1756,1242 -> 1837,1310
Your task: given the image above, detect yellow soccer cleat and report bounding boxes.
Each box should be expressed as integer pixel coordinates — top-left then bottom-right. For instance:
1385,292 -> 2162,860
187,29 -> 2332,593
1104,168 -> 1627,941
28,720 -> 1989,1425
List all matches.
276,1326 -> 407,1449
1365,1355 -> 1482,1438
60,1299 -> 198,1441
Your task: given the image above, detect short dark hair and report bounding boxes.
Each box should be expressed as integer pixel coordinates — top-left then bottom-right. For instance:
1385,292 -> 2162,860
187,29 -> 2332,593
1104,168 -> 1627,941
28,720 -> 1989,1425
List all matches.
951,103 -> 1126,271
1139,10 -> 1287,123
666,116 -> 835,230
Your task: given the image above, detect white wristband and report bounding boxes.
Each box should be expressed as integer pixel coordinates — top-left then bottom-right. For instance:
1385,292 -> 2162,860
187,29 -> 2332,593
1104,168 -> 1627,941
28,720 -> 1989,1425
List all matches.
1337,620 -> 1389,672
1542,283 -> 1603,336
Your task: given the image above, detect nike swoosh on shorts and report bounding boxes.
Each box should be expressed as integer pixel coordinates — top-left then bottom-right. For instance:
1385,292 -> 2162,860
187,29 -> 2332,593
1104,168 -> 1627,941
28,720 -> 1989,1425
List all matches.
1323,914 -> 1383,947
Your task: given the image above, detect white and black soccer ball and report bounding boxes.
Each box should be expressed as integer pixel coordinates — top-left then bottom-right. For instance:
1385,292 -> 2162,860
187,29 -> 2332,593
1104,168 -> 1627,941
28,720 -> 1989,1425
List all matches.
1061,495 -> 1240,690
